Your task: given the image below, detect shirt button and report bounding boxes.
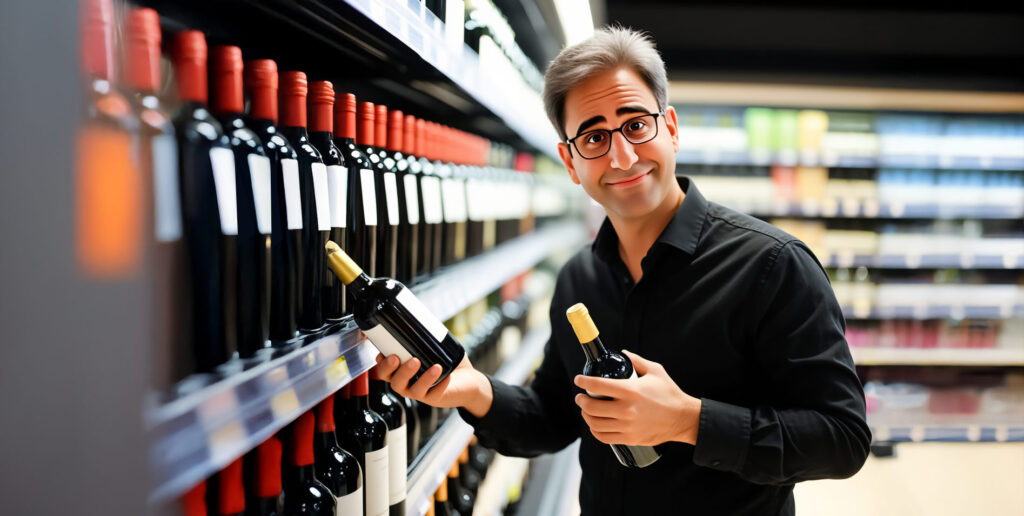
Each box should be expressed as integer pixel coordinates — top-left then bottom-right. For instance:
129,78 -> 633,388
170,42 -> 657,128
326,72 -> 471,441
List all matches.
711,460 -> 722,467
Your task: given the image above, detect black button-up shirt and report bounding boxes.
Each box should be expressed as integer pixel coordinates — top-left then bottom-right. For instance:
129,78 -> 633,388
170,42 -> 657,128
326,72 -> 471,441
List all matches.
459,177 -> 870,515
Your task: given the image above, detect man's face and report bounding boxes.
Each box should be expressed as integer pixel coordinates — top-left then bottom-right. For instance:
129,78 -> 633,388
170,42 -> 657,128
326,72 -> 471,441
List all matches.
557,66 -> 679,221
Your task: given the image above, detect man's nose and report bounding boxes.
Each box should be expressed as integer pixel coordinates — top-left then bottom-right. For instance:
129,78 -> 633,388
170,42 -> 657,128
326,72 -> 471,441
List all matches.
608,130 -> 639,170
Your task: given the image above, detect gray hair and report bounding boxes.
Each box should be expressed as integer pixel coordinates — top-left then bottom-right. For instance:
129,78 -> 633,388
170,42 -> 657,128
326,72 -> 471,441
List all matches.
543,26 -> 669,141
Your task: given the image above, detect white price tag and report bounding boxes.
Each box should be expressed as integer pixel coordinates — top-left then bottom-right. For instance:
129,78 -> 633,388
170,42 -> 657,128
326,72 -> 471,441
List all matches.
360,169 -> 378,226
247,154 -> 273,235
281,159 -> 303,230
404,174 -> 420,225
208,147 -> 238,235
421,175 -> 444,224
152,135 -> 182,241
310,162 -> 330,231
327,165 -> 348,229
383,172 -> 400,226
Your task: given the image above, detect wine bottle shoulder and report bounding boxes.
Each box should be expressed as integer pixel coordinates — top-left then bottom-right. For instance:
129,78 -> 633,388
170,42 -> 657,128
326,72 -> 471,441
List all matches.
220,115 -> 266,156
280,127 -> 323,164
251,121 -> 298,160
582,352 -> 634,380
173,104 -> 229,145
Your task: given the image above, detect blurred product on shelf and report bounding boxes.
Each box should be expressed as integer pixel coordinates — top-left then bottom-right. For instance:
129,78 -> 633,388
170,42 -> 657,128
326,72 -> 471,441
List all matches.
208,457 -> 245,516
282,412 -> 336,515
367,366 -> 409,516
243,434 -> 284,516
336,375 -> 389,516
313,396 -> 363,514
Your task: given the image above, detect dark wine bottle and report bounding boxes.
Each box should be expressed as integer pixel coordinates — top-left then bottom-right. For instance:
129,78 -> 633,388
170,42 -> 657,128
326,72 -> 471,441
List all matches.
124,7 -> 190,387
325,242 -> 466,383
433,476 -> 453,516
369,367 -> 407,515
312,395 -> 364,514
245,59 -> 302,348
243,434 -> 283,516
171,30 -> 239,373
446,461 -> 473,515
415,119 -> 444,277
281,412 -> 337,515
211,45 -> 272,360
368,104 -> 400,280
280,71 -> 329,334
457,447 -> 480,497
183,480 -> 208,516
335,94 -> 378,280
566,303 -> 661,468
386,110 -> 419,285
210,457 -> 246,516
307,81 -> 347,320
336,375 -> 390,516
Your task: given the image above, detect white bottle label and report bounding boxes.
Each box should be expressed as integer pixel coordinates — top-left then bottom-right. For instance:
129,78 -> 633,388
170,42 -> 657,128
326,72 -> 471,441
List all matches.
395,285 -> 449,341
420,176 -> 444,224
247,154 -> 273,235
361,169 -> 378,226
386,425 -> 408,505
365,446 -> 389,516
209,147 -> 238,235
311,162 -> 330,232
336,486 -> 363,516
281,158 -> 303,230
151,134 -> 182,241
404,175 -> 420,225
364,325 -> 414,362
441,178 -> 460,223
383,172 -> 401,226
327,165 -> 348,229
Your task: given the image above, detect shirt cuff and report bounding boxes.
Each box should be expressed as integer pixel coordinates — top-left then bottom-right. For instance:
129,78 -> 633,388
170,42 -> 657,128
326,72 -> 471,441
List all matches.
692,398 -> 751,473
456,375 -> 517,434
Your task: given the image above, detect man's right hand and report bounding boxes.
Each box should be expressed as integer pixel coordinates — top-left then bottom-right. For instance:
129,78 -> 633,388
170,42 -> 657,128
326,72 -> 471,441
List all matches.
374,354 -> 494,418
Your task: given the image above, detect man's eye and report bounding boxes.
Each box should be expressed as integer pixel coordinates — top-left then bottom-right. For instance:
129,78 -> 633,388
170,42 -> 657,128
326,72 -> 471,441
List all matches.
627,120 -> 646,132
584,132 -> 606,145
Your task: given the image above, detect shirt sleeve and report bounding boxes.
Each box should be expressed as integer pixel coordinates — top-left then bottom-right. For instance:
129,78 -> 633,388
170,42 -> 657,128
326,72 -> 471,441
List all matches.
692,240 -> 871,484
456,290 -> 581,457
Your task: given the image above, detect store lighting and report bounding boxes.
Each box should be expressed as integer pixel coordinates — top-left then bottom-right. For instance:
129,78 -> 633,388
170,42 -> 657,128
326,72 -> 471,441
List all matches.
553,0 -> 594,46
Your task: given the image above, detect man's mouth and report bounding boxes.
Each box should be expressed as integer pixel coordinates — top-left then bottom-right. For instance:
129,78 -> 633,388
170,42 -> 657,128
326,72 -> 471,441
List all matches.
607,170 -> 651,187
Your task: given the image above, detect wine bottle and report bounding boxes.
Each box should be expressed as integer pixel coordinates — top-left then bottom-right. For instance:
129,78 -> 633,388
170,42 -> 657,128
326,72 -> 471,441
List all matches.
282,412 -> 337,515
369,104 -> 400,280
183,480 -> 208,516
171,30 -> 238,373
312,395 -> 363,514
211,45 -> 272,360
415,119 -> 444,276
307,81 -> 347,320
279,71 -> 329,333
243,434 -> 282,516
467,440 -> 493,479
446,461 -> 473,515
335,94 -> 378,279
369,367 -> 408,515
336,375 -> 389,516
386,110 -> 419,285
325,242 -> 466,383
124,7 -> 190,387
210,457 -> 246,516
433,477 -> 453,516
565,303 -> 661,468
245,59 -> 302,348
457,447 -> 480,497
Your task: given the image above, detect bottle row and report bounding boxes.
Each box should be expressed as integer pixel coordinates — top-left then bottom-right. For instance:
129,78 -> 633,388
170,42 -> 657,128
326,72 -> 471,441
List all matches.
846,318 -> 1024,353
831,275 -> 1024,320
77,0 -> 570,392
863,371 -> 1024,425
175,371 -> 495,516
674,107 -> 1024,169
683,167 -> 1024,219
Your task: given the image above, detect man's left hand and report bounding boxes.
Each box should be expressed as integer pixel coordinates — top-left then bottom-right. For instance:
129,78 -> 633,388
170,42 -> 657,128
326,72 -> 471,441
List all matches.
574,350 -> 702,446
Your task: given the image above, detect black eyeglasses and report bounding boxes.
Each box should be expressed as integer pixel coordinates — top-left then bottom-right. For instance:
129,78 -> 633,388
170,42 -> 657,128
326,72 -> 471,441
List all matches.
565,111 -> 665,159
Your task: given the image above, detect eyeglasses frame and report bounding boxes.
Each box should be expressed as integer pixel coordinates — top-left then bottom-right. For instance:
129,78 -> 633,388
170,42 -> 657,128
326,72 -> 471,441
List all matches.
564,110 -> 666,160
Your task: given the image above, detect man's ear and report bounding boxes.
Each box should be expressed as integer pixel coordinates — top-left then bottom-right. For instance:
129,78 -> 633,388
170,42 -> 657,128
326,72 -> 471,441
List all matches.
664,105 -> 679,154
558,142 -> 581,185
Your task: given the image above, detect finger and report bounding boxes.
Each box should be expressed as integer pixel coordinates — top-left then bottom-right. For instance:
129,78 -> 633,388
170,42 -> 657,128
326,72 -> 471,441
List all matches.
575,393 -> 624,418
574,374 -> 633,400
425,373 -> 452,400
580,412 -> 621,433
591,430 -> 626,445
375,355 -> 402,381
621,350 -> 657,376
389,357 -> 422,395
407,364 -> 444,400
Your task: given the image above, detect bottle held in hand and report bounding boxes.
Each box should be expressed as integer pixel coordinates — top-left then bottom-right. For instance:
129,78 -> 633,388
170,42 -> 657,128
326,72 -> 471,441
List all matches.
324,241 -> 465,384
566,303 -> 661,469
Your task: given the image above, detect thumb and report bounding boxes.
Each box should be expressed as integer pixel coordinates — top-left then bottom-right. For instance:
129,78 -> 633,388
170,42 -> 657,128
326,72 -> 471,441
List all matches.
622,349 -> 655,376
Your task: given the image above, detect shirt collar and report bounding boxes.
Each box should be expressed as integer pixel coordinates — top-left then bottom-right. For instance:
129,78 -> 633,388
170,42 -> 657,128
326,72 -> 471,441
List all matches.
591,176 -> 708,264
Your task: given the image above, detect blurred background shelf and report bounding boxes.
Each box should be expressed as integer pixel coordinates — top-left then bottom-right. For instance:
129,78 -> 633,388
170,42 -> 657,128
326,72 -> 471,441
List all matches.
842,304 -> 1024,321
870,424 -> 1024,443
822,253 -> 1024,270
852,347 -> 1024,367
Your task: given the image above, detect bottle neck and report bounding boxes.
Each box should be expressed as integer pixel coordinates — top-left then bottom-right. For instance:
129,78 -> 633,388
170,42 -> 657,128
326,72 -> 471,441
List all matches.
314,429 -> 339,454
249,86 -> 278,125
580,336 -> 608,362
285,463 -> 317,489
346,272 -> 372,295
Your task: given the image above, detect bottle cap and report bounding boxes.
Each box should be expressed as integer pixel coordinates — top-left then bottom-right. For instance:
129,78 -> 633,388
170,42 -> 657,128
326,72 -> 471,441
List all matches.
325,241 -> 362,285
216,458 -> 245,515
335,93 -> 357,140
172,30 -> 209,103
357,101 -> 375,146
181,480 -> 207,516
352,372 -> 370,397
254,434 -> 282,498
290,412 -> 315,467
403,114 -> 417,156
308,80 -> 335,133
565,303 -> 599,343
279,71 -> 307,128
245,59 -> 278,124
314,395 -> 336,433
80,0 -> 113,79
210,45 -> 244,114
375,104 -> 388,150
125,7 -> 161,92
388,110 -> 404,152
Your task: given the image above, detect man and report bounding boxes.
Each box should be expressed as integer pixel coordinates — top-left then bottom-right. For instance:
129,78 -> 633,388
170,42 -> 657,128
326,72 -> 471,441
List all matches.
376,27 -> 870,515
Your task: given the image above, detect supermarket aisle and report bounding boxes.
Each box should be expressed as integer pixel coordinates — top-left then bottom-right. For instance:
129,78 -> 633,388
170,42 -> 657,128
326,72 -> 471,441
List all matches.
795,443 -> 1024,515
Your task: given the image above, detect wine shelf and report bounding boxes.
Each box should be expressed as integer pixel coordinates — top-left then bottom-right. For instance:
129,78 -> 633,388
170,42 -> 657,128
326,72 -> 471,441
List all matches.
823,253 -> 1024,270
147,223 -> 585,504
870,423 -> 1024,443
738,199 -> 1024,220
842,304 -> 1024,321
404,324 -> 551,516
676,150 -> 1024,171
852,347 -> 1024,367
